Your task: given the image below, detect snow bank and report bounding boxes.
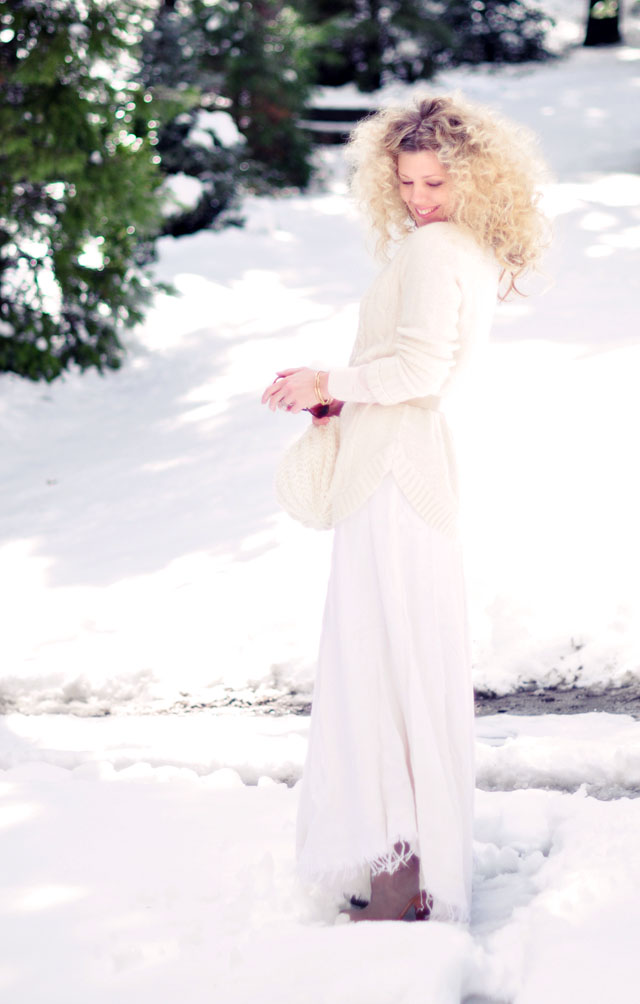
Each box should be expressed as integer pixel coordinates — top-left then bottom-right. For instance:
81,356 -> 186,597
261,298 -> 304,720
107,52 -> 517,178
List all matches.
4,711 -> 640,802
470,786 -> 640,1003
0,712 -> 308,785
477,713 -> 640,798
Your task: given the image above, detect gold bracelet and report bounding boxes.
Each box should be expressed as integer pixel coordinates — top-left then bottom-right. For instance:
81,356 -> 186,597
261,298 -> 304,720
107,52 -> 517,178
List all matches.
314,371 -> 332,406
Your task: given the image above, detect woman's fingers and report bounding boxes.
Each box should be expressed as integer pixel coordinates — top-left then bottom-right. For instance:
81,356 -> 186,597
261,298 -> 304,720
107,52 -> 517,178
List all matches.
262,379 -> 294,412
262,371 -> 294,406
262,367 -> 316,412
261,380 -> 284,406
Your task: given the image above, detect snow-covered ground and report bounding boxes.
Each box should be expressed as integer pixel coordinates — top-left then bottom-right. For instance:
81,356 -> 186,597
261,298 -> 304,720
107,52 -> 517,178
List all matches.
2,711 -> 640,1002
2,5 -> 640,999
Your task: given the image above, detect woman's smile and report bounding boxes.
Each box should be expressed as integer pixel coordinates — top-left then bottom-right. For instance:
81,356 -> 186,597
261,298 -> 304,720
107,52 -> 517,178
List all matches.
397,149 -> 451,227
413,205 -> 439,220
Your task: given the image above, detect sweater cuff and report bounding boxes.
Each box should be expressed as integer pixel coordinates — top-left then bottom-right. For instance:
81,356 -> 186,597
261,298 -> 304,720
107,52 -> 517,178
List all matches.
359,360 -> 395,405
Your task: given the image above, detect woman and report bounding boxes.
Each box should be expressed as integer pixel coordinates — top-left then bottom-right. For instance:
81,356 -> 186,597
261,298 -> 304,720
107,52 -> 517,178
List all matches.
262,95 -> 547,923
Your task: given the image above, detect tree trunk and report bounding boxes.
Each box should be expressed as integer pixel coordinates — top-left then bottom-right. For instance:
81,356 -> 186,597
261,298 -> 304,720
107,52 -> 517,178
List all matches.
584,0 -> 622,46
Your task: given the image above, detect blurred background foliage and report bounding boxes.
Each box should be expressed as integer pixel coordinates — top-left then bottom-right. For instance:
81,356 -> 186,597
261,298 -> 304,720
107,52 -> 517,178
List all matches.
301,0 -> 550,91
1,0 -> 555,380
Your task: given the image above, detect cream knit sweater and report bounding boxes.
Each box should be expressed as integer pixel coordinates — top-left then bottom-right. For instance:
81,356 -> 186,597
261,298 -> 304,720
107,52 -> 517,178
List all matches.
327,221 -> 500,537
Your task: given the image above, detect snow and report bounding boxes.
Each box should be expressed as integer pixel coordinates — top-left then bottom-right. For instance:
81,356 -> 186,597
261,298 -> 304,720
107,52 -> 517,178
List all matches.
2,6 -> 640,1000
1,711 -> 640,1001
477,713 -> 640,798
196,109 -> 242,147
162,172 -> 206,213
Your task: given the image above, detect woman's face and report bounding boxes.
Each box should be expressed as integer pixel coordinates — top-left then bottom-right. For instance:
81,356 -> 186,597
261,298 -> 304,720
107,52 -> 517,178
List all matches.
397,150 -> 452,227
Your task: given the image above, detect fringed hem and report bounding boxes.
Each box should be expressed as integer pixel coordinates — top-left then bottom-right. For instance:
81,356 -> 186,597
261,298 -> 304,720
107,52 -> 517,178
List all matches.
297,839 -> 469,925
426,897 -> 468,925
369,839 -> 416,878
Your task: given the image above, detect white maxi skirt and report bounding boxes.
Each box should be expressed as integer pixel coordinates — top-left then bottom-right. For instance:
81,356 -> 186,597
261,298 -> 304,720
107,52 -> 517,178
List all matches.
296,474 -> 475,922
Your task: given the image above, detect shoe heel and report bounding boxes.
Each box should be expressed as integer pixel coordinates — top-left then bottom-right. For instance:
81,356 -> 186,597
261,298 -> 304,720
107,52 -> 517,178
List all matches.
414,892 -> 433,921
399,894 -> 422,921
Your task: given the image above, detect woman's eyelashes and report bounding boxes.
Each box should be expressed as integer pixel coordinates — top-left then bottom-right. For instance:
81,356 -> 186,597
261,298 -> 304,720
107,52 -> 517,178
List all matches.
399,180 -> 443,188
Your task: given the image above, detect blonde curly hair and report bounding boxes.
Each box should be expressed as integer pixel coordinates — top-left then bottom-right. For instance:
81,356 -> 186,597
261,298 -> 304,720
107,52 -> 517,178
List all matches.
347,93 -> 550,297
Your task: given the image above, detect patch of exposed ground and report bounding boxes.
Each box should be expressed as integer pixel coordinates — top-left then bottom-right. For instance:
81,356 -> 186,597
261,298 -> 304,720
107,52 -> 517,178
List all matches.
474,682 -> 640,720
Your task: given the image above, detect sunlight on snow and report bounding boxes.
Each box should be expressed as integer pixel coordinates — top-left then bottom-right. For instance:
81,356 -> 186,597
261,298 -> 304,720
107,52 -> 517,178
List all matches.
10,884 -> 87,912
0,802 -> 40,830
585,244 -> 614,258
541,175 -> 640,219
599,224 -> 640,249
580,210 -> 618,231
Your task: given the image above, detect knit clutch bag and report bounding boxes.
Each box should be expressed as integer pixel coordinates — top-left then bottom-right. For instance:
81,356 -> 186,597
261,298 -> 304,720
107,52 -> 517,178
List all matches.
275,417 -> 340,530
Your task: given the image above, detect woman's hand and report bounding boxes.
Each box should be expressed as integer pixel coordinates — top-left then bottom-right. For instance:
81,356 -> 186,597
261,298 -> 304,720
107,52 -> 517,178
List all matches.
261,368 -> 331,414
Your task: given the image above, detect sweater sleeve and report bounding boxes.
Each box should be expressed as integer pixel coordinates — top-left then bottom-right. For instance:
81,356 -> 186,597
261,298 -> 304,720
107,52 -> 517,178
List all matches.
328,227 -> 462,405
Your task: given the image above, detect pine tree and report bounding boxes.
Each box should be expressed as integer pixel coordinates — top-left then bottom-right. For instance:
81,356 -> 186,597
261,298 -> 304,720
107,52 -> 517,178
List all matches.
0,0 -> 163,381
200,0 -> 314,189
140,0 -> 244,237
139,0 -> 315,212
300,0 -> 447,91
